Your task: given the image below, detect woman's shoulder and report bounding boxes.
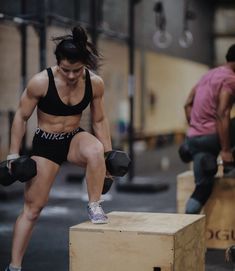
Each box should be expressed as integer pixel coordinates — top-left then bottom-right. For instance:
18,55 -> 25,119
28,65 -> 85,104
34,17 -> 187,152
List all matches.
88,69 -> 104,88
30,69 -> 49,85
26,69 -> 50,96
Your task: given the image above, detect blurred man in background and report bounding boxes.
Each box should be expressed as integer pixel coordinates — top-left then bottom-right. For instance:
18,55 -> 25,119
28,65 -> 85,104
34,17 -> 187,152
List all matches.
183,44 -> 235,214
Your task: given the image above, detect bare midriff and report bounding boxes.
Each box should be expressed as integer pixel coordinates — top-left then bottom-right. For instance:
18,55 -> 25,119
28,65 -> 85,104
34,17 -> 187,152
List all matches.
37,110 -> 82,133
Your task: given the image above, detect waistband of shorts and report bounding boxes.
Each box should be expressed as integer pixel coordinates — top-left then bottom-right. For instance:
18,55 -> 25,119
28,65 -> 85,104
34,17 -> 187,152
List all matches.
34,127 -> 83,141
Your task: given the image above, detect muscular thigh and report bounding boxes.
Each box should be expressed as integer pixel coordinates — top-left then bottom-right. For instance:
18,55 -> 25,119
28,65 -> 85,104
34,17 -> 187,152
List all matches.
24,156 -> 60,207
67,131 -> 104,166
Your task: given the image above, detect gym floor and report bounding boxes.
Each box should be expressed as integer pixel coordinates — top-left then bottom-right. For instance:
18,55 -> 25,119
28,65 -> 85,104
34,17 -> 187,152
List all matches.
0,144 -> 233,271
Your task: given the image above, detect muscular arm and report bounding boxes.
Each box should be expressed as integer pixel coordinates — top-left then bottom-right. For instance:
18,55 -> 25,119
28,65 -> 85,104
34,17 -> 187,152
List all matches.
216,89 -> 234,162
9,76 -> 44,155
184,86 -> 196,124
90,75 -> 112,152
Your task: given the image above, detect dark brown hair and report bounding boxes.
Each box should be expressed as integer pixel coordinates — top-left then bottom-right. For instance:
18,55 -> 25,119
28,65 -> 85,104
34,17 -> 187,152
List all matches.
53,25 -> 100,70
226,44 -> 235,62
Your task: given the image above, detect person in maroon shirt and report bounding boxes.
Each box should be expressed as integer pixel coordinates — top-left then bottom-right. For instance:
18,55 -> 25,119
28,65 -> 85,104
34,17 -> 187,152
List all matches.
182,44 -> 235,214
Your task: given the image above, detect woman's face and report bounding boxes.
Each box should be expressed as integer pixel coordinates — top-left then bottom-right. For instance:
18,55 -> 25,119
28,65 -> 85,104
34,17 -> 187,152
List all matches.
58,59 -> 84,86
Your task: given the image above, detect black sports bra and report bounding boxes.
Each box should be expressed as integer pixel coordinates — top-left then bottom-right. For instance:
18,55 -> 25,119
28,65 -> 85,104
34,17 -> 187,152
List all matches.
38,68 -> 93,116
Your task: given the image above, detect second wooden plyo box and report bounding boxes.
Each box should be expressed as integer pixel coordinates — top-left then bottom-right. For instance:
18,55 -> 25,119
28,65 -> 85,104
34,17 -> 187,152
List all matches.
177,170 -> 235,249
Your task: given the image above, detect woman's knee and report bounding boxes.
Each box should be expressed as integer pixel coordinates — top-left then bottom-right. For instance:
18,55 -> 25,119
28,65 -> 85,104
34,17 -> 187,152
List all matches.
85,141 -> 104,162
23,204 -> 45,222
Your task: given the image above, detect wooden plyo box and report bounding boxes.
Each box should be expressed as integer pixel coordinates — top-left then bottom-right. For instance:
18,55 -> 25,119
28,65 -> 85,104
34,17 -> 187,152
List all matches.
70,211 -> 205,271
177,170 -> 235,249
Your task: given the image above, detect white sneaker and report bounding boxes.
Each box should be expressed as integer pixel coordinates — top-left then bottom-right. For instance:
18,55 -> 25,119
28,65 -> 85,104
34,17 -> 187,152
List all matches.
87,201 -> 108,224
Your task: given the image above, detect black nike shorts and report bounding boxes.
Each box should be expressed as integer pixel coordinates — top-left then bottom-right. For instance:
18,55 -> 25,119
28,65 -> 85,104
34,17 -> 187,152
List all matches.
31,127 -> 85,165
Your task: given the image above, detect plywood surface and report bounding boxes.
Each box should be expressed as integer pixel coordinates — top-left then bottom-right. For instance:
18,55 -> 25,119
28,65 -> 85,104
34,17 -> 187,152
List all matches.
70,211 -> 205,235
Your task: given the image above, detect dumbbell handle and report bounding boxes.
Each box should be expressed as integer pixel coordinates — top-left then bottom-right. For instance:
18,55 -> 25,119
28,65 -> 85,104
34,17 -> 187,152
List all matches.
6,153 -> 20,168
7,153 -> 20,160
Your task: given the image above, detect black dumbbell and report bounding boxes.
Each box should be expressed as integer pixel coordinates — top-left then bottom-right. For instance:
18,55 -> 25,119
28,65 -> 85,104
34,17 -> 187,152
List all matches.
179,140 -> 235,177
105,150 -> 131,177
102,177 -> 114,194
0,160 -> 17,186
179,141 -> 218,176
0,156 -> 37,186
178,141 -> 192,163
178,142 -> 218,176
102,150 -> 131,194
12,156 -> 37,182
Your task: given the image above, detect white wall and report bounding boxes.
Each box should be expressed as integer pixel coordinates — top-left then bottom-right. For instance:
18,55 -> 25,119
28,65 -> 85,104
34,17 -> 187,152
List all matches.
144,53 -> 208,134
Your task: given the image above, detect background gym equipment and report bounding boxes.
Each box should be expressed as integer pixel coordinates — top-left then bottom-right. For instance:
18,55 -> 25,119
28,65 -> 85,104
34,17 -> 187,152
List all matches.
115,1 -> 168,193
